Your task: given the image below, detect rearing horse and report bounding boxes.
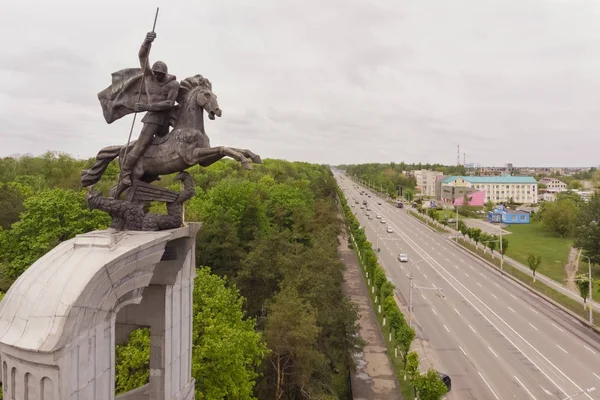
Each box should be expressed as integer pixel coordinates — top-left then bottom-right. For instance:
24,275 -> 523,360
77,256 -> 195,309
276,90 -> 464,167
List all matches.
81,75 -> 262,191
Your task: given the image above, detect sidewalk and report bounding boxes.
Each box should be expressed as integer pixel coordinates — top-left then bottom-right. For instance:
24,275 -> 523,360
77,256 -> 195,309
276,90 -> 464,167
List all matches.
339,234 -> 403,400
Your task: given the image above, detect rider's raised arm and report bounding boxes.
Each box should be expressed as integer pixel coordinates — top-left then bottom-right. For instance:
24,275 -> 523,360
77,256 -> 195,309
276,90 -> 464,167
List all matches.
148,81 -> 180,112
139,32 -> 155,73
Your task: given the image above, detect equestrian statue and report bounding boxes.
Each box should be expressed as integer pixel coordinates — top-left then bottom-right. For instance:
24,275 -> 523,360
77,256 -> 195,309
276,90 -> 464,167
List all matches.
81,28 -> 262,231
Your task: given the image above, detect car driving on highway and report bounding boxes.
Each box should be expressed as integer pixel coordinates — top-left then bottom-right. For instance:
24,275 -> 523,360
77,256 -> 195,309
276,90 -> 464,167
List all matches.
398,254 -> 408,262
386,226 -> 393,233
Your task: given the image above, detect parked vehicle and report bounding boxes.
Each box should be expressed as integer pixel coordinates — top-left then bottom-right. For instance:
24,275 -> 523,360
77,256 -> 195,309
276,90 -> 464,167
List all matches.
398,254 -> 408,262
396,202 -> 404,208
386,226 -> 393,233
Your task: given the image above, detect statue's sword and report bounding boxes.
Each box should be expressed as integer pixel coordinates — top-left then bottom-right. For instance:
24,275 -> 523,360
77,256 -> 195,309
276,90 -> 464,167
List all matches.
117,7 -> 160,192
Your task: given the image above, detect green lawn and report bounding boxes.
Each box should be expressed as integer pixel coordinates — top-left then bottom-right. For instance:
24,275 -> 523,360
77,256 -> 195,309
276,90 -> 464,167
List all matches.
504,223 -> 573,283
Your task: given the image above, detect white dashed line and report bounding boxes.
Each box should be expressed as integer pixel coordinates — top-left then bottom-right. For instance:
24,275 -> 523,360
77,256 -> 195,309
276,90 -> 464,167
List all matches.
529,323 -> 538,331
488,346 -> 498,357
510,293 -> 518,300
454,308 -> 460,315
423,273 -> 428,278
552,323 -> 564,332
490,293 -> 498,299
584,345 -> 596,355
459,346 -> 467,356
443,324 -> 450,333
476,282 -> 482,287
556,345 -> 568,354
469,324 -> 476,333
513,375 -> 538,400
594,372 -> 600,380
465,273 -> 470,278
508,307 -> 516,313
529,307 -> 539,315
479,372 -> 500,400
421,293 -> 426,300
432,308 -> 438,316
494,282 -> 501,288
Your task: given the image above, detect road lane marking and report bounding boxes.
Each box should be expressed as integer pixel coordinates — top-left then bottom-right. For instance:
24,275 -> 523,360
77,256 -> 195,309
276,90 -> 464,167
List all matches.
529,323 -> 538,331
443,324 -> 450,333
476,282 -> 482,287
488,346 -> 498,357
454,308 -> 460,315
583,345 -> 596,355
513,375 -> 538,400
490,293 -> 498,299
552,323 -> 564,332
416,265 -> 421,271
453,264 -> 459,269
556,345 -> 568,354
459,346 -> 467,356
379,213 -> 586,398
464,273 -> 470,277
529,306 -> 539,315
423,273 -> 428,278
478,372 -> 500,400
510,293 -> 518,300
421,293 -> 426,299
494,282 -> 501,288
469,324 -> 476,333
460,258 -> 465,262
432,308 -> 438,316
594,372 -> 600,380
479,272 -> 484,276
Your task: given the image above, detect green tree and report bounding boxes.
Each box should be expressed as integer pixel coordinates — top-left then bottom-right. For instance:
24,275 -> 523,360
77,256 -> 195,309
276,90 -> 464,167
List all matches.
574,194 -> 600,264
405,351 -> 420,382
192,267 -> 267,400
484,200 -> 495,212
0,183 -> 25,229
500,237 -> 509,256
526,253 -> 542,282
264,286 -> 323,400
541,199 -> 579,237
574,274 -> 590,310
115,328 -> 150,394
396,324 -> 416,368
414,369 -> 448,400
469,228 -> 482,244
0,188 -> 110,279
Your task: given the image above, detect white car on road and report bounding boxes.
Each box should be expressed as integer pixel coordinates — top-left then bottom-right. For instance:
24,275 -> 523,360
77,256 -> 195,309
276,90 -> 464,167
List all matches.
376,214 -> 381,219
398,254 -> 408,262
380,219 -> 386,224
386,226 -> 393,233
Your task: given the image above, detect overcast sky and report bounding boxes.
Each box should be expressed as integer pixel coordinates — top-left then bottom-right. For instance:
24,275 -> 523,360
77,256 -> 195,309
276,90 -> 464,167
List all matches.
1,0 -> 599,167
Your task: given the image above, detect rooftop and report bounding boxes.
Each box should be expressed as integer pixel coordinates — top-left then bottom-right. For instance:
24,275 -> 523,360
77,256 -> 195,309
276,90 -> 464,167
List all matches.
442,175 -> 537,184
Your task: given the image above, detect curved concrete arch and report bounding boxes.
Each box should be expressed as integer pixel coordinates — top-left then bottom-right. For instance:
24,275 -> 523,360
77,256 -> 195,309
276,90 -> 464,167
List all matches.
0,224 -> 199,400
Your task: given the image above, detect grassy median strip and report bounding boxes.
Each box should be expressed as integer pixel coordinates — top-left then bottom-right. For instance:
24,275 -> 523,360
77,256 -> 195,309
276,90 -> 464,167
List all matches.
457,238 -> 600,325
408,210 -> 447,233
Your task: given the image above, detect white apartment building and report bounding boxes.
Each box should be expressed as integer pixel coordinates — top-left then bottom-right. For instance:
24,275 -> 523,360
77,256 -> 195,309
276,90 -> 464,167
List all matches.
441,175 -> 539,204
539,177 -> 567,191
414,169 -> 444,197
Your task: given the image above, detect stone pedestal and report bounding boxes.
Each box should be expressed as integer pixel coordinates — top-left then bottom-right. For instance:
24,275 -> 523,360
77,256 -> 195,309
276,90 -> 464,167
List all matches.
0,223 -> 200,400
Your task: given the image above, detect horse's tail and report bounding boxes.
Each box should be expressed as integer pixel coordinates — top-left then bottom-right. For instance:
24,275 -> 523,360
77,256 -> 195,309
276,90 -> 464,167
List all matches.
81,145 -> 122,187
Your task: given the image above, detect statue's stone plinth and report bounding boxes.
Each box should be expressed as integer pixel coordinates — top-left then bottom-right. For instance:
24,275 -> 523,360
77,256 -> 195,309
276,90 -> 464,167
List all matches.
0,223 -> 200,400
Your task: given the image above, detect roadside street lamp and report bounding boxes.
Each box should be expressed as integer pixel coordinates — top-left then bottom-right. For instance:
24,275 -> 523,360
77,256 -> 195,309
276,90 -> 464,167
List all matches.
408,270 -> 445,329
582,255 -> 593,324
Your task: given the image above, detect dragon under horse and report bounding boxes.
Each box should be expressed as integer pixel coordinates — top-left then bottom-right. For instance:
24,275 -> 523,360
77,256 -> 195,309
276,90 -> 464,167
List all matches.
82,74 -> 262,231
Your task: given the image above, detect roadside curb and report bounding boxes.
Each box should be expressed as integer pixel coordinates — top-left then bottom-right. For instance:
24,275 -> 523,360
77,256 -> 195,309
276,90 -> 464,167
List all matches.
446,239 -> 600,336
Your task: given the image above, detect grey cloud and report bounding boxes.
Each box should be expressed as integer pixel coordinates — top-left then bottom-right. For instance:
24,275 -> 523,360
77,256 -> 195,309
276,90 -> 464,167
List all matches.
0,0 -> 599,167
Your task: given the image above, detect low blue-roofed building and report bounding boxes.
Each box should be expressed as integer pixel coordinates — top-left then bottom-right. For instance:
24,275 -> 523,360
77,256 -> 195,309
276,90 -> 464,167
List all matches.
488,205 -> 531,224
441,175 -> 538,204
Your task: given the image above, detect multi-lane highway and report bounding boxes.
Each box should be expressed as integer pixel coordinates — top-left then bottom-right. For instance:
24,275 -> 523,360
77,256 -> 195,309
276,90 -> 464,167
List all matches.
336,173 -> 600,400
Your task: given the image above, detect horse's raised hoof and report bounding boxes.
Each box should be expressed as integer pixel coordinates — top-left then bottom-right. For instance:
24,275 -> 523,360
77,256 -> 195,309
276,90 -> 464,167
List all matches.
242,161 -> 253,170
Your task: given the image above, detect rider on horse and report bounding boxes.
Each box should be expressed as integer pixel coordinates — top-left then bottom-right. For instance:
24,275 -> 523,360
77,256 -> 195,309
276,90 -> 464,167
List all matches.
121,32 -> 179,188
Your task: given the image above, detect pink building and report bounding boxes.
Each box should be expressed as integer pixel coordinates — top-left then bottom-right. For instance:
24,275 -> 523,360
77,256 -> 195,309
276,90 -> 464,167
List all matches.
453,190 -> 486,207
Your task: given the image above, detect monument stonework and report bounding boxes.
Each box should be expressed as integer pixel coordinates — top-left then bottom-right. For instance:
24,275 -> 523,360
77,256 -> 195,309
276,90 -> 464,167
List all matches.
0,17 -> 260,399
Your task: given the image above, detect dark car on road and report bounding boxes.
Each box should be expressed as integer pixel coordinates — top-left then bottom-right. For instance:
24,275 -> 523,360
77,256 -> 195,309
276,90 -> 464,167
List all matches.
438,372 -> 451,392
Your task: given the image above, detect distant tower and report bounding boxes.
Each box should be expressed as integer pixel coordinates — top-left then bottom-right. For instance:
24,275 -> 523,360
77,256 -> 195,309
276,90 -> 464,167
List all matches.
463,153 -> 466,166
457,145 -> 460,166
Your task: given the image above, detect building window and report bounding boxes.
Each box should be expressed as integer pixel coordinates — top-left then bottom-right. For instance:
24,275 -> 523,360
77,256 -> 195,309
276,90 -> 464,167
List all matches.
512,215 -> 516,221
521,215 -> 526,221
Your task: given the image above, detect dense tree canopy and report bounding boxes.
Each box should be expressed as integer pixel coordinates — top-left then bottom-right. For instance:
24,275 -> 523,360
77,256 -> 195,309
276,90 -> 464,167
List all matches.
0,154 -> 362,399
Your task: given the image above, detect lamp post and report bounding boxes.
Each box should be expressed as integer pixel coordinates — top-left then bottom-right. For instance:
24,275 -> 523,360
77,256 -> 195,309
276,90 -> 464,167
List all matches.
582,255 -> 593,324
498,212 -> 504,276
408,266 -> 445,329
455,205 -> 459,243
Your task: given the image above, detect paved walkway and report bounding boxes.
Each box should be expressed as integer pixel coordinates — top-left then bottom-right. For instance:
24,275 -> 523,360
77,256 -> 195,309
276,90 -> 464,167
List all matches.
339,234 -> 403,400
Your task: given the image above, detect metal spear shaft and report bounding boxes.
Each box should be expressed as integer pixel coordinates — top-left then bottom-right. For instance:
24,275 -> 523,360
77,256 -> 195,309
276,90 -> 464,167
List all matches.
117,7 -> 160,193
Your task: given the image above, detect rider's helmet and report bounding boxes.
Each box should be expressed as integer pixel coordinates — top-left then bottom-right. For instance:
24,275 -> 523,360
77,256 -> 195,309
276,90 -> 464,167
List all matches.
152,61 -> 168,75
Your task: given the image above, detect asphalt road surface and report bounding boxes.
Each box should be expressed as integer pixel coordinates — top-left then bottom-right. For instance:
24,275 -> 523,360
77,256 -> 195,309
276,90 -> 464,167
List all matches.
336,173 -> 600,400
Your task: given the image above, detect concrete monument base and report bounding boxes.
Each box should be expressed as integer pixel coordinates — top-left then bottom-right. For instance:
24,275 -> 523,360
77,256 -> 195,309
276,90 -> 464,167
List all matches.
0,223 -> 200,400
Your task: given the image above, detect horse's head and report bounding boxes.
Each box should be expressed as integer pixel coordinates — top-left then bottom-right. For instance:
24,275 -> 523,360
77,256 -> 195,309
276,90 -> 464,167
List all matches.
196,87 -> 222,120
177,75 -> 222,121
